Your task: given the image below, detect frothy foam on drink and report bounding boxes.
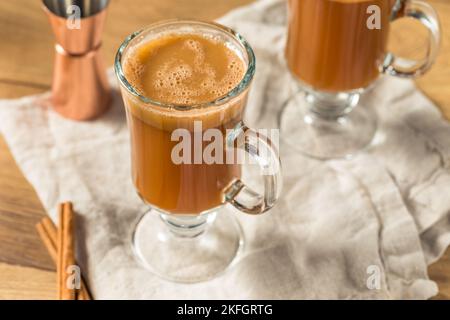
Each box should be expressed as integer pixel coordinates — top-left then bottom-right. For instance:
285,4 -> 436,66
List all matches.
124,34 -> 245,106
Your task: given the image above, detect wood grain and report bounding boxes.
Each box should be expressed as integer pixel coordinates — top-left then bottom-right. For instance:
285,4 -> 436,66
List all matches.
0,137 -> 54,271
429,252 -> 450,300
0,0 -> 448,299
0,262 -> 56,300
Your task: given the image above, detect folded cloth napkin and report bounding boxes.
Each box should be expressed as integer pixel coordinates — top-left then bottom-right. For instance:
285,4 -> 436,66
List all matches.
0,0 -> 449,299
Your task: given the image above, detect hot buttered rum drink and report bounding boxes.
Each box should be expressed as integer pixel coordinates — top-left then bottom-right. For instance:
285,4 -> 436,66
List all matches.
122,33 -> 246,214
286,0 -> 394,92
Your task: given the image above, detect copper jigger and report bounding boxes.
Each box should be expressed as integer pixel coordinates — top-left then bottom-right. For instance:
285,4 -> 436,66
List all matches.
43,0 -> 111,121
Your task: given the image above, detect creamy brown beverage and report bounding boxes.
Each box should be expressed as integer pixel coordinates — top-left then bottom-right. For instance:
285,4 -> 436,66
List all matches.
123,33 -> 246,214
286,0 -> 395,92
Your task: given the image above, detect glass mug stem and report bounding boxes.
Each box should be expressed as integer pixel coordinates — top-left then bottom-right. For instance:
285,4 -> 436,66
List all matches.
305,90 -> 360,120
160,211 -> 215,238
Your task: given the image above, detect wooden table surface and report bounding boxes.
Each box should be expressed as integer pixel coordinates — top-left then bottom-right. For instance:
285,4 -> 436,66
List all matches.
0,0 -> 449,300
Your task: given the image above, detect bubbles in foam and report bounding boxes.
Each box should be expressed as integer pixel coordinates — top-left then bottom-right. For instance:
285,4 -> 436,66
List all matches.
123,49 -> 155,96
124,33 -> 246,105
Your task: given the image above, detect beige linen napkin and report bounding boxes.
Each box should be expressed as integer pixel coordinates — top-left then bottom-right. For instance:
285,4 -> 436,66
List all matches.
0,0 -> 448,299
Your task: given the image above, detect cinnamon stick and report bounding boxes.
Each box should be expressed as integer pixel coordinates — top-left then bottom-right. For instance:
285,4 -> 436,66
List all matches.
36,215 -> 92,300
42,217 -> 57,248
36,223 -> 57,262
57,202 -> 77,300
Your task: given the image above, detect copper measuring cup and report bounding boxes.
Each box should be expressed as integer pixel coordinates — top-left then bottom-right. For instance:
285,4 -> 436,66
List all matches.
42,0 -> 111,120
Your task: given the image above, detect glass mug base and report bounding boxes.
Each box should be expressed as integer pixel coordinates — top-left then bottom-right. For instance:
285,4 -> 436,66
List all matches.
279,90 -> 377,159
131,207 -> 244,283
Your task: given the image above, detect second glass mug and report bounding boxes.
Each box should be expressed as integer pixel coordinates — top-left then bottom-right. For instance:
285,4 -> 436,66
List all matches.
280,0 -> 441,159
115,20 -> 282,282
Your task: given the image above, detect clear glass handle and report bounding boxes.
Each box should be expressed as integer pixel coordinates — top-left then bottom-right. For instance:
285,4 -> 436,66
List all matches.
382,0 -> 441,78
225,122 -> 282,215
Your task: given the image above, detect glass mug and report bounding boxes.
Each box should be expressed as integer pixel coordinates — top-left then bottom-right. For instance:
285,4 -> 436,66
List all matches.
115,20 -> 282,282
280,0 -> 441,159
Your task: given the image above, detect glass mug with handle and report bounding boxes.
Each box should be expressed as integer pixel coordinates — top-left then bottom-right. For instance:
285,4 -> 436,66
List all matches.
280,0 -> 441,159
115,20 -> 282,283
